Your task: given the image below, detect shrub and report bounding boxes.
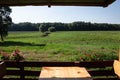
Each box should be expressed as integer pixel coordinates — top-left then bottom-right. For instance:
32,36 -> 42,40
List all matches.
0,48 -> 24,61
41,31 -> 50,37
10,48 -> 24,61
0,52 -> 10,60
48,27 -> 56,32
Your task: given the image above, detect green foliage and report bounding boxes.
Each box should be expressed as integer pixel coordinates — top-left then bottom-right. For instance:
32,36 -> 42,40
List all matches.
0,55 -> 9,60
9,22 -> 120,31
0,6 -> 12,41
48,27 -> 56,32
39,24 -> 47,33
10,22 -> 38,31
0,31 -> 119,61
40,31 -> 50,37
0,48 -> 24,61
10,53 -> 24,61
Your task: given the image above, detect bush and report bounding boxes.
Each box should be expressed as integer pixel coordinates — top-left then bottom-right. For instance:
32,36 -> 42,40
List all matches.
0,48 -> 24,61
48,27 -> 56,32
40,31 -> 50,37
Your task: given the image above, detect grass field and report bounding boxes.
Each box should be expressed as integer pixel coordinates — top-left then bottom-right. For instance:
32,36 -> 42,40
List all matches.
0,31 -> 120,61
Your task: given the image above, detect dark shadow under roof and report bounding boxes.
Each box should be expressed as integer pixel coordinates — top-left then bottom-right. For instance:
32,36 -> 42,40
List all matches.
0,0 -> 116,7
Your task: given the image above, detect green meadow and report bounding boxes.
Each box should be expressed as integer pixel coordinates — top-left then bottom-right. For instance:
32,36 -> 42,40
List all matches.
0,31 -> 120,61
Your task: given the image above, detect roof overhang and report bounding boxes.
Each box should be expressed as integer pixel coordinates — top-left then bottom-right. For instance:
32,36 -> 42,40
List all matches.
0,0 -> 116,7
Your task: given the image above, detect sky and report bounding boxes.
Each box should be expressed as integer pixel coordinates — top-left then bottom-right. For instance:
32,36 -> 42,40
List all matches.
10,0 -> 120,24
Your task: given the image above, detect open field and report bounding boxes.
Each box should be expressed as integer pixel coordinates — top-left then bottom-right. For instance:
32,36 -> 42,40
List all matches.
0,31 -> 120,61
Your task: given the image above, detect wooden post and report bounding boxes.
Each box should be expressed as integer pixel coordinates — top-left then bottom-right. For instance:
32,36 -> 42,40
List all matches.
19,62 -> 24,80
48,0 -> 51,8
118,49 -> 120,61
0,62 -> 6,79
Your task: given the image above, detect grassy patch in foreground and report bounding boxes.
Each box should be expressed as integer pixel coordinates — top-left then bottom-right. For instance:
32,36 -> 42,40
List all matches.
0,31 -> 120,61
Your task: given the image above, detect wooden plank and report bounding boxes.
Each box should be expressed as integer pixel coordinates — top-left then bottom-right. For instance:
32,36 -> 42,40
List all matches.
24,71 -> 40,76
93,78 -> 117,80
39,67 -> 92,80
5,61 -> 114,67
3,78 -> 117,80
2,78 -> 21,80
113,60 -> 120,77
20,66 -> 25,80
0,0 -> 115,7
39,78 -> 92,80
118,49 -> 120,61
6,70 -> 21,75
2,78 -> 38,80
5,61 -> 21,68
79,61 -> 114,68
88,70 -> 115,76
0,62 -> 6,79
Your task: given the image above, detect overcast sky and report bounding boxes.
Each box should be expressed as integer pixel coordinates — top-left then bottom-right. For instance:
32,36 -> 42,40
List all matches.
10,0 -> 120,24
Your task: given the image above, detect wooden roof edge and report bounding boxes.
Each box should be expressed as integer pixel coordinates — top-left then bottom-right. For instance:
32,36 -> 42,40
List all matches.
0,0 -> 116,7
0,3 -> 109,7
103,0 -> 116,7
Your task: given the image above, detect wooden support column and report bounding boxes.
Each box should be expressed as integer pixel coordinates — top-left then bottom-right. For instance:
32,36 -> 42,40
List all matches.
20,61 -> 25,80
118,49 -> 120,61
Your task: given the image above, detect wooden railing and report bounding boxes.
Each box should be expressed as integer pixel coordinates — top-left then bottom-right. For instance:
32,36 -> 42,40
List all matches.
1,60 -> 117,80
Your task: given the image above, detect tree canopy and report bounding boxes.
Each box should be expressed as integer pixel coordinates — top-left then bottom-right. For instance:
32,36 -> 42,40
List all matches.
0,6 -> 12,41
9,22 -> 120,32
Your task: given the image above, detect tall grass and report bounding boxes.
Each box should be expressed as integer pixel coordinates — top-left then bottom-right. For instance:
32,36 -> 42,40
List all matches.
0,31 -> 120,61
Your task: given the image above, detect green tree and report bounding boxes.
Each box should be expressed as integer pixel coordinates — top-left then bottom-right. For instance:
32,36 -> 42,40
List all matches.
39,24 -> 46,33
48,27 -> 56,32
0,6 -> 12,41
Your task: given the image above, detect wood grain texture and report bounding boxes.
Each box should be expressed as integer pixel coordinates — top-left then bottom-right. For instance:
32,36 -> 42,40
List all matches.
39,67 -> 92,80
113,60 -> 120,77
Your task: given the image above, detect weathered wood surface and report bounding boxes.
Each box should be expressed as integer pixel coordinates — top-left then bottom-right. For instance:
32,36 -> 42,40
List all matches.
113,60 -> 120,77
40,67 -> 91,78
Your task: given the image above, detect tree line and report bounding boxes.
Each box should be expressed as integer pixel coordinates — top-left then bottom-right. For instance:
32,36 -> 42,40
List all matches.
9,22 -> 120,32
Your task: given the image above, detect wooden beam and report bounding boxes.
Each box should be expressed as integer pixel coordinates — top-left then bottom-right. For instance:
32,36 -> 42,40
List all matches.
0,0 -> 116,7
103,0 -> 116,7
48,0 -> 51,8
5,60 -> 114,68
